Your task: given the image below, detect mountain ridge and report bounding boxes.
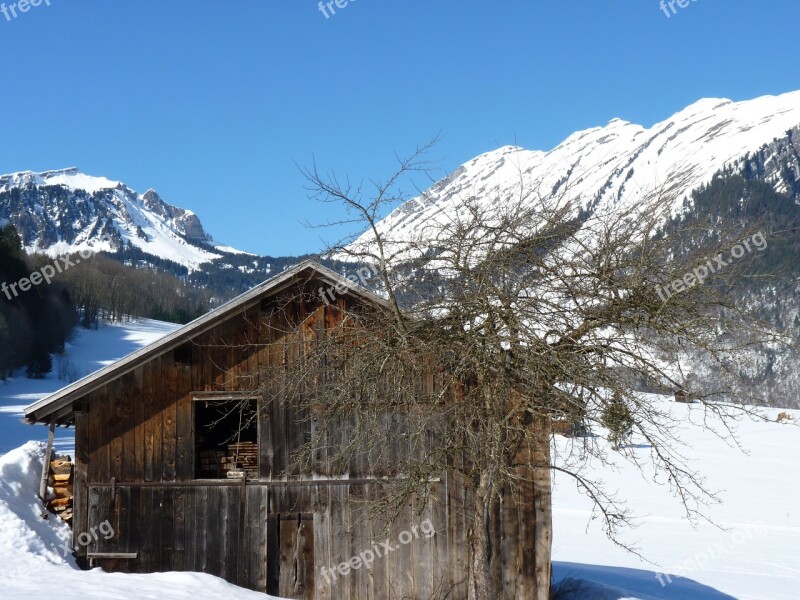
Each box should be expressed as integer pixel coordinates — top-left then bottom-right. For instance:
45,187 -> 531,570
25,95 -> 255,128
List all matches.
0,167 -> 237,270
2,91 -> 800,301
349,90 -> 800,255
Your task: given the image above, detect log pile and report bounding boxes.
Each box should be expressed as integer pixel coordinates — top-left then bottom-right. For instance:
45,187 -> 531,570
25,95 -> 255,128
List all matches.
226,442 -> 258,479
46,457 -> 74,524
197,443 -> 258,479
197,450 -> 227,478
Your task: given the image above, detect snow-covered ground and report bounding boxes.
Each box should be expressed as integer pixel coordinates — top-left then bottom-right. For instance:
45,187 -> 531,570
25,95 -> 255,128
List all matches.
0,319 -> 798,599
551,401 -> 800,599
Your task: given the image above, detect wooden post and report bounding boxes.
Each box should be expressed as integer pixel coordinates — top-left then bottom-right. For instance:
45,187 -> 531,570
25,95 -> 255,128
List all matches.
39,419 -> 56,502
238,474 -> 247,587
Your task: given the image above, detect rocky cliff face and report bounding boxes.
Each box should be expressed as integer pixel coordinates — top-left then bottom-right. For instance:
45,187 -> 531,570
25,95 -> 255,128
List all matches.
739,125 -> 800,199
0,168 -> 219,269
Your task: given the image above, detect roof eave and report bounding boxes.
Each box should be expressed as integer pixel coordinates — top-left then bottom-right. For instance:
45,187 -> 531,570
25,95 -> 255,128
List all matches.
24,260 -> 388,424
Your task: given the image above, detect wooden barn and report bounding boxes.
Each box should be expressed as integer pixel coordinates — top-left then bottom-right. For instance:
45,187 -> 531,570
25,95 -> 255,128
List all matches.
25,261 -> 540,599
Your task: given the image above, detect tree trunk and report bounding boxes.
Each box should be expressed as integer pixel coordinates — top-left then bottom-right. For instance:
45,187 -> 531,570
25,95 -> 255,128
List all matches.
469,470 -> 495,600
532,415 -> 553,600
468,417 -> 553,600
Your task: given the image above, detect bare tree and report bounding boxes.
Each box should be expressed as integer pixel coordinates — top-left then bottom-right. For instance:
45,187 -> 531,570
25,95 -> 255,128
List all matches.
274,143 -> 783,599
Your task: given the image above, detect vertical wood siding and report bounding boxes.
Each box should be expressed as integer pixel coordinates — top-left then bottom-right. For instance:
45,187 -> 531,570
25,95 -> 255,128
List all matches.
72,283 -> 539,598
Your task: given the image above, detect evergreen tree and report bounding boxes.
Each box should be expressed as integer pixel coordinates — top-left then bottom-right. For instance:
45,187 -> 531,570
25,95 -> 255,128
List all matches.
602,393 -> 634,450
0,225 -> 75,378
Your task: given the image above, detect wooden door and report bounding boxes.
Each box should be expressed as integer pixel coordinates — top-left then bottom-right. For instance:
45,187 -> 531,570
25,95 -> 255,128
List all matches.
267,513 -> 315,599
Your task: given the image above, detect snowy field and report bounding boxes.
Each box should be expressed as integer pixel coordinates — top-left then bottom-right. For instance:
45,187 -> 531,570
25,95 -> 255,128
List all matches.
551,402 -> 800,599
0,319 -> 798,599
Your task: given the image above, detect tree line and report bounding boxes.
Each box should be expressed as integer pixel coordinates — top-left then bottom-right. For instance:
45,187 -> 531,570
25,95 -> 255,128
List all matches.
0,225 -> 75,378
48,252 -> 210,329
0,224 -> 213,378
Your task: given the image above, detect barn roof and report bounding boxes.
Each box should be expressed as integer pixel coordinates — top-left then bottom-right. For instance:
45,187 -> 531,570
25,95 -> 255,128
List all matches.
24,260 -> 387,425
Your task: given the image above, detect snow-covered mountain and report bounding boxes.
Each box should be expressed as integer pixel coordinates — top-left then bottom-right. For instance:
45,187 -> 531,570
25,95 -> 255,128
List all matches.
341,90 -> 800,409
352,90 -> 800,251
0,168 -> 245,270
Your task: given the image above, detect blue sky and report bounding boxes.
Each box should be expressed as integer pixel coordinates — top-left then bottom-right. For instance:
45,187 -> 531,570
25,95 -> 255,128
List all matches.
1,0 -> 799,256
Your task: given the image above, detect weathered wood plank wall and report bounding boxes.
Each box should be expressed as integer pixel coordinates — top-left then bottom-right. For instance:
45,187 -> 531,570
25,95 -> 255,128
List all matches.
71,284 -> 539,598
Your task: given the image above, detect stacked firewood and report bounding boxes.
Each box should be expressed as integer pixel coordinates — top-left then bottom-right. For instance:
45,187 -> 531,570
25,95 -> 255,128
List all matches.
226,441 -> 258,478
197,450 -> 228,478
46,457 -> 74,524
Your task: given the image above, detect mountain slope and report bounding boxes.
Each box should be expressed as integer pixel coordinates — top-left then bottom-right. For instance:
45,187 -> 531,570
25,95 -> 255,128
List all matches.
351,91 -> 800,252
339,91 -> 800,408
0,168 -> 229,270
0,168 -> 314,297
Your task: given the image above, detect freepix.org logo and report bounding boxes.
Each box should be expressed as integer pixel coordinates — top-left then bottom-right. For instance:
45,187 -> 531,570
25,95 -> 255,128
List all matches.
320,520 -> 436,585
659,0 -> 699,18
1,0 -> 51,23
1,234 -> 113,300
318,0 -> 358,20
654,231 -> 766,302
2,252 -> 89,300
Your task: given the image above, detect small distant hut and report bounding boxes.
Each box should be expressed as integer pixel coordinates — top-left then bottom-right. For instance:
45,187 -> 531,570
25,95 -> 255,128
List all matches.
674,389 -> 689,403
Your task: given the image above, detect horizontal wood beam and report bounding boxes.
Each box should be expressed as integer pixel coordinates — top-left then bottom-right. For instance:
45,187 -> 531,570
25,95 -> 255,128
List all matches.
86,477 -> 439,489
191,391 -> 261,400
